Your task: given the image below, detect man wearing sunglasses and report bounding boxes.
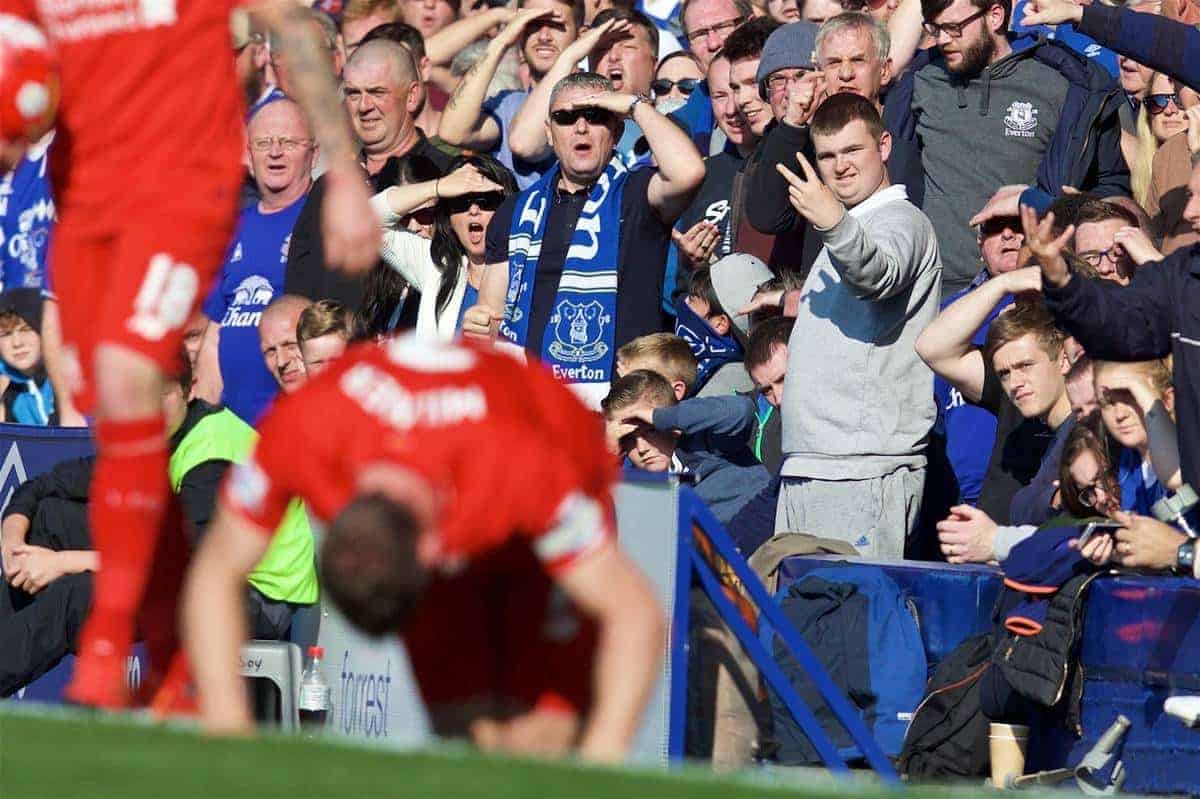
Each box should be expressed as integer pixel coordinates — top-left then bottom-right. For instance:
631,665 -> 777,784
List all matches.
466,72 -> 704,408
883,0 -> 1128,300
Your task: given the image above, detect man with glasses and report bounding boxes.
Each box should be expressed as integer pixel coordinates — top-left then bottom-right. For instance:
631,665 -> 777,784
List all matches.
285,39 -> 452,311
1070,199 -> 1147,286
667,0 -> 754,152
195,100 -> 318,427
883,0 -> 1128,299
465,72 -> 704,407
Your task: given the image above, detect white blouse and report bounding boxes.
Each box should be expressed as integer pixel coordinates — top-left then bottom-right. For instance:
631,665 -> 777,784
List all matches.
371,191 -> 470,342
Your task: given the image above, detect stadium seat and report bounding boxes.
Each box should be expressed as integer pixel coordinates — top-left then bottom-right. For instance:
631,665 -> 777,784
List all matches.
240,640 -> 303,730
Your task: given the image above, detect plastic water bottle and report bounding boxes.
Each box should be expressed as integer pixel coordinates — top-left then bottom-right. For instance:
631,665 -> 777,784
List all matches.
298,645 -> 331,735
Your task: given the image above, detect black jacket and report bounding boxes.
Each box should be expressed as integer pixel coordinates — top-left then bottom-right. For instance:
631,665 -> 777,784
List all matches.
1044,246 -> 1200,487
284,136 -> 451,313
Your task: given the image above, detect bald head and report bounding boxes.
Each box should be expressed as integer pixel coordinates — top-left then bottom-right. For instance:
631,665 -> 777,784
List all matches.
247,99 -> 316,206
345,38 -> 418,87
260,295 -> 312,394
342,39 -> 421,159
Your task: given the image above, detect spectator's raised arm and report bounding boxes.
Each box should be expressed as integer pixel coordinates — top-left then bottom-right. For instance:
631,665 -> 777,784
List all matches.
438,7 -> 560,150
508,18 -> 630,162
916,268 -> 1041,404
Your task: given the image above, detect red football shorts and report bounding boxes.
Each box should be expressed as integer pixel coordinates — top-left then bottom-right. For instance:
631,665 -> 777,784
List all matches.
49,180 -> 238,412
402,540 -> 597,719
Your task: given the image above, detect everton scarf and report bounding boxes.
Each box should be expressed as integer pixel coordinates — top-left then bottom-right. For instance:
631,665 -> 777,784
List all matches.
674,297 -> 744,396
501,157 -> 629,398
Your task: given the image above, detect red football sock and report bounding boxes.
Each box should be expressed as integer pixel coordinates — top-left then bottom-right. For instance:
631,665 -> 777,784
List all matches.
136,494 -> 190,698
67,415 -> 170,707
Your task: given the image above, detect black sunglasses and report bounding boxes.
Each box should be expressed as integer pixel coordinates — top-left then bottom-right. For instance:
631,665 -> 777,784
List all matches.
1146,92 -> 1182,114
403,206 -> 437,227
445,193 -> 504,213
651,78 -> 699,97
550,107 -> 617,126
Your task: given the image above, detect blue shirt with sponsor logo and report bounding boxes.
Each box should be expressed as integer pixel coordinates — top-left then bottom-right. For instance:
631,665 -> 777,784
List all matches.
0,135 -> 55,294
203,195 -> 307,426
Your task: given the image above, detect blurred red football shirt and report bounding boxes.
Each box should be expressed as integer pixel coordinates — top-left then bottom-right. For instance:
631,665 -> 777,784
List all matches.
225,337 -> 619,576
3,0 -> 245,221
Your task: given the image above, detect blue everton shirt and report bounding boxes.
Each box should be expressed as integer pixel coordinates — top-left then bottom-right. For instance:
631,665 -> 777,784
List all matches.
203,195 -> 307,426
0,134 -> 55,294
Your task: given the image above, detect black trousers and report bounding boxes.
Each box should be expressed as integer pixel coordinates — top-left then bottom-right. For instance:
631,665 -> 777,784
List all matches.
0,499 -> 93,697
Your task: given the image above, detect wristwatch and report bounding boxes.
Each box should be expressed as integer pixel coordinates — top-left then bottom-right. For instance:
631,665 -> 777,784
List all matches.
627,94 -> 647,115
1176,538 -> 1196,576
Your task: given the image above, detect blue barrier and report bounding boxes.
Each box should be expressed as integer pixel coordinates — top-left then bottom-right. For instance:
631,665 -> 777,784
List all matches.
670,486 -> 901,784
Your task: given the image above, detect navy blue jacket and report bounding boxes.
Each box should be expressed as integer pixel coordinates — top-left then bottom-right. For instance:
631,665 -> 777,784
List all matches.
1044,245 -> 1200,488
1076,3 -> 1200,91
884,39 -> 1129,209
653,395 -> 772,526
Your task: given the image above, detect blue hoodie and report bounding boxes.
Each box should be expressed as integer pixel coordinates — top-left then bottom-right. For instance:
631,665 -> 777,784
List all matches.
0,360 -> 55,426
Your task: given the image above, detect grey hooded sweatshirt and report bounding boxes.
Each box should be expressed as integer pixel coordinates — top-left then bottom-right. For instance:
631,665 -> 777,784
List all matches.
780,184 -> 942,481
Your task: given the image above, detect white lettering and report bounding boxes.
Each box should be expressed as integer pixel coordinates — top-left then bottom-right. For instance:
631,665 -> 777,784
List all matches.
339,363 -> 488,431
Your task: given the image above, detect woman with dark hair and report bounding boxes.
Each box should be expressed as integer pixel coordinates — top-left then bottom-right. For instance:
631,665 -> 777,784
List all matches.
357,155 -> 443,339
370,154 -> 518,340
1058,413 -> 1122,519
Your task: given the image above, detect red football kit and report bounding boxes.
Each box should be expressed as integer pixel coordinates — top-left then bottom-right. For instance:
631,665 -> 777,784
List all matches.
224,337 -> 619,716
2,0 -> 246,706
6,0 -> 245,388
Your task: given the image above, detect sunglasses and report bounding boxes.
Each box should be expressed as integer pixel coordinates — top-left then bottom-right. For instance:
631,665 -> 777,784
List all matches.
1146,92 -> 1182,114
550,107 -> 617,126
651,78 -> 699,97
445,193 -> 504,214
403,206 -> 437,227
979,216 -> 1021,238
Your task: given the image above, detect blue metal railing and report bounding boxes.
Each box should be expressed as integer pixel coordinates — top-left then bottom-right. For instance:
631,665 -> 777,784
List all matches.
669,485 -> 900,785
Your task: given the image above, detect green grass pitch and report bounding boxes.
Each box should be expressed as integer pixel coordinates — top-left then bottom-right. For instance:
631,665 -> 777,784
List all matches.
0,708 -> 995,799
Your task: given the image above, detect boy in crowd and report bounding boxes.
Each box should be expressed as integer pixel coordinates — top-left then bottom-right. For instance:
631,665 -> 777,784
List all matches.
0,289 -> 55,426
676,254 -> 774,397
604,370 -> 770,524
616,333 -> 698,401
297,299 -> 358,377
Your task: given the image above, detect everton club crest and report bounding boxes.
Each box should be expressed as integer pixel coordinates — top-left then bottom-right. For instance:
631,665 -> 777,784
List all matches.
548,300 -> 611,363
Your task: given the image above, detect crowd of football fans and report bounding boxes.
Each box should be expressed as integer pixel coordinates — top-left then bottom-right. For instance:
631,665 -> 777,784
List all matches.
4,0 -> 1200,766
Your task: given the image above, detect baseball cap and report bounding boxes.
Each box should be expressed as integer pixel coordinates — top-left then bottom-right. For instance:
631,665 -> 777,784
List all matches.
710,253 -> 774,340
756,21 -> 820,84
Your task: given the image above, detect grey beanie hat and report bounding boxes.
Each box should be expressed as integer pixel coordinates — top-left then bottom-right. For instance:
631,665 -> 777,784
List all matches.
755,21 -> 820,84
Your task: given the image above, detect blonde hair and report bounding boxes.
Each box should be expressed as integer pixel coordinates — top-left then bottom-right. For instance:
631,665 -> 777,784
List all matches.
616,333 -> 699,393
297,299 -> 357,345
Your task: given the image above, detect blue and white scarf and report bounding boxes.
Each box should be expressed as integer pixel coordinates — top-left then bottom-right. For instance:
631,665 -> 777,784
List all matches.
500,157 -> 631,403
674,298 -> 744,396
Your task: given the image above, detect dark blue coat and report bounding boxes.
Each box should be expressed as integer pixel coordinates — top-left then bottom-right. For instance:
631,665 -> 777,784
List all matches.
1044,245 -> 1200,488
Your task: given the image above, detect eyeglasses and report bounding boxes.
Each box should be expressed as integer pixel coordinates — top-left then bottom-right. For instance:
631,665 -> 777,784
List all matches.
549,107 -> 617,126
445,193 -> 504,214
922,7 -> 988,38
1079,482 -> 1108,510
250,137 -> 312,153
979,216 -> 1021,238
766,69 -> 814,95
684,16 -> 745,44
651,78 -> 699,97
1146,93 -> 1182,114
1075,245 -> 1124,269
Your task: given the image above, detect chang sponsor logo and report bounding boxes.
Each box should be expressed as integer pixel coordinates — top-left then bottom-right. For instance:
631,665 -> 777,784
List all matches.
338,651 -> 392,738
